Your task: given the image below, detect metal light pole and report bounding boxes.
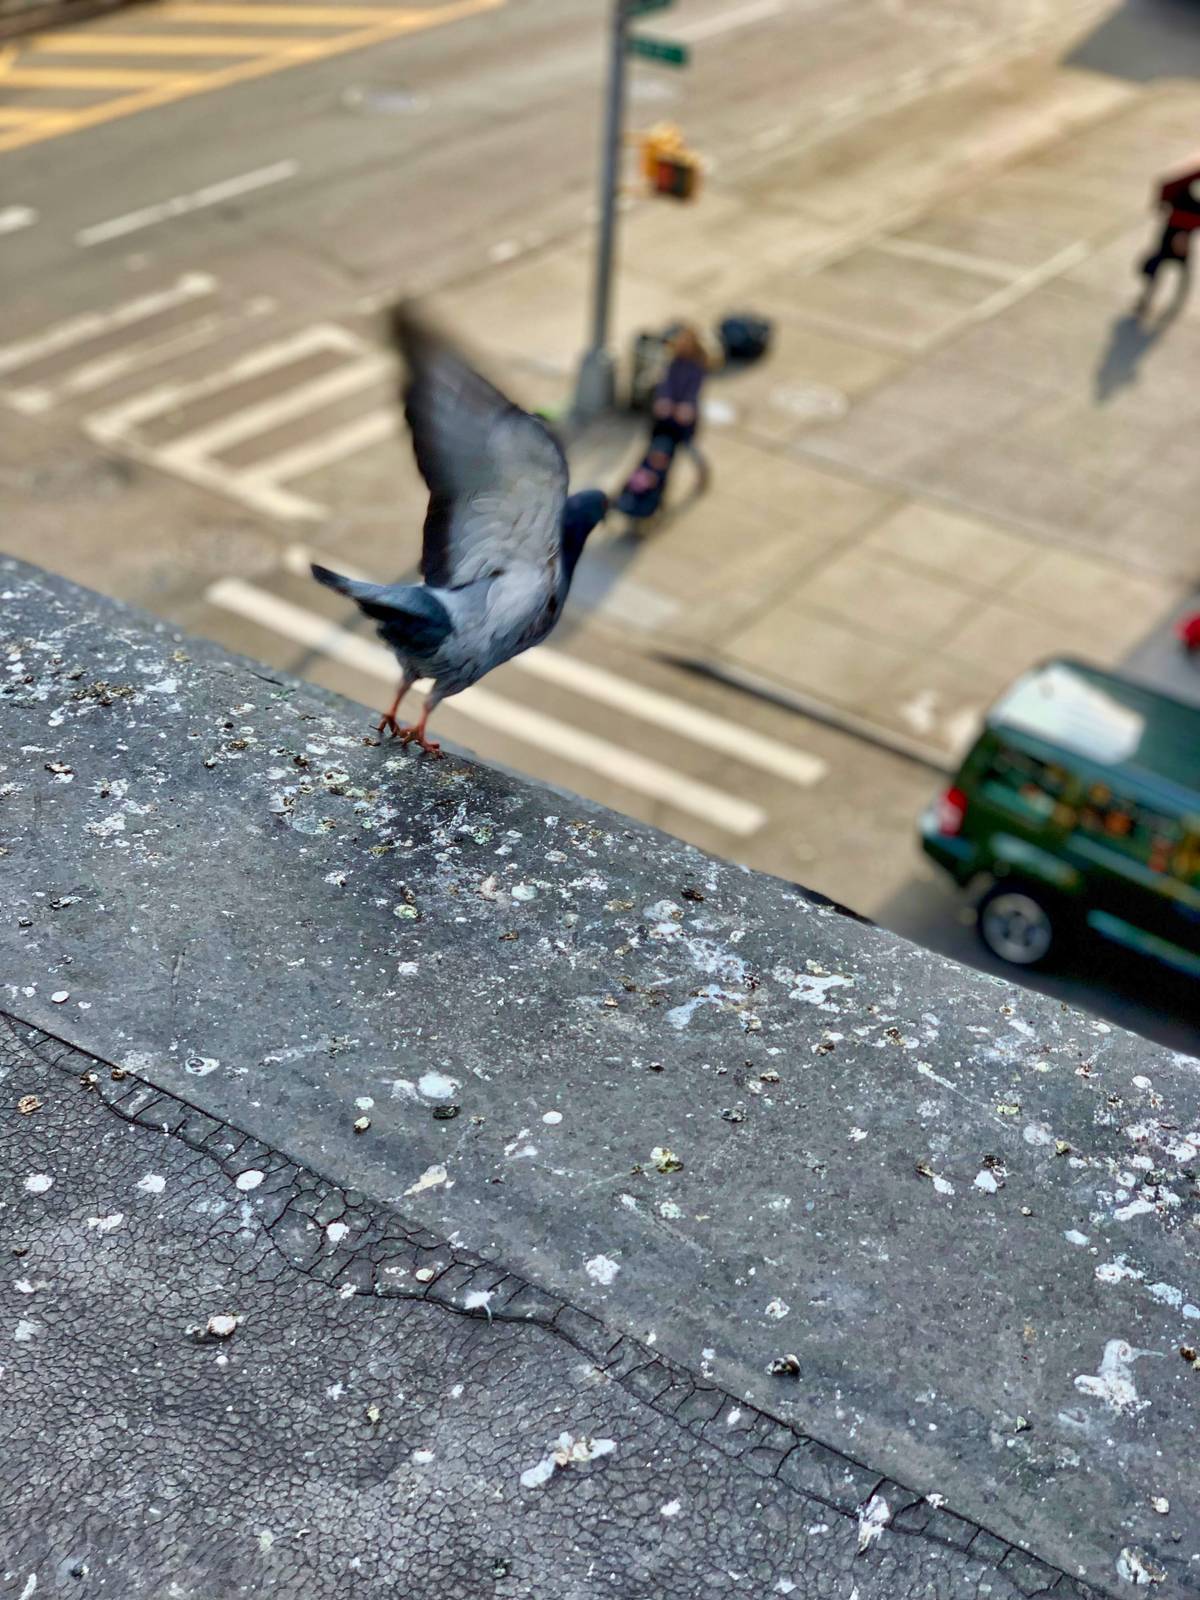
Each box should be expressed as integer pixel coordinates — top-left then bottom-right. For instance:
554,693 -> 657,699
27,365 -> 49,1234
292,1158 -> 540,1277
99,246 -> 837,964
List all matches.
572,0 -> 628,422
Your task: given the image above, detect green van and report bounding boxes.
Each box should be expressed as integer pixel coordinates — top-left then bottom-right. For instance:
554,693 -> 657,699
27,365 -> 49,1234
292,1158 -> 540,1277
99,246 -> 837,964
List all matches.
921,658 -> 1200,974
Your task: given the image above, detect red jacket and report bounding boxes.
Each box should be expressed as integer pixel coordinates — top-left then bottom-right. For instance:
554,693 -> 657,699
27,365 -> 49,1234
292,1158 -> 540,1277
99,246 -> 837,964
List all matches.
1159,170 -> 1200,231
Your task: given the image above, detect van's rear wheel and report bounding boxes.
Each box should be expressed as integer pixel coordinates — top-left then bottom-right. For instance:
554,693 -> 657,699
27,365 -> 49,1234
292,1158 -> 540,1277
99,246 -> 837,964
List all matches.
977,884 -> 1057,968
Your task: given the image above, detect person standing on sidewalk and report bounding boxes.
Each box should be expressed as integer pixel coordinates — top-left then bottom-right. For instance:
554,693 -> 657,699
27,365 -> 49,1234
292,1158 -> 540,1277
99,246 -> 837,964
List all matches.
649,324 -> 714,494
1136,167 -> 1200,317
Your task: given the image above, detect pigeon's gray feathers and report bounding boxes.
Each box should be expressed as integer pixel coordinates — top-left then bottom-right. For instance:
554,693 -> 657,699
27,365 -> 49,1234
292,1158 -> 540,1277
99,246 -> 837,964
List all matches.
391,307 -> 569,591
310,564 -> 452,656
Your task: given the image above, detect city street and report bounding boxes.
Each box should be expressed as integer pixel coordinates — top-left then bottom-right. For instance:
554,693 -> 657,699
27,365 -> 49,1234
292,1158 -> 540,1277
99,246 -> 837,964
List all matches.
3,0 -> 1200,1048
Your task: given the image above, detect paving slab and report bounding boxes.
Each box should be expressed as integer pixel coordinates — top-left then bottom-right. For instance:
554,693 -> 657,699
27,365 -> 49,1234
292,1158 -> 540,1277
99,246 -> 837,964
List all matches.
4,561 -> 1200,1596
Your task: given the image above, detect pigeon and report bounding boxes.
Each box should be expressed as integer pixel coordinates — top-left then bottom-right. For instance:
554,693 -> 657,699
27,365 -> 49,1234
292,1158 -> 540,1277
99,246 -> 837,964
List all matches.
311,307 -> 608,755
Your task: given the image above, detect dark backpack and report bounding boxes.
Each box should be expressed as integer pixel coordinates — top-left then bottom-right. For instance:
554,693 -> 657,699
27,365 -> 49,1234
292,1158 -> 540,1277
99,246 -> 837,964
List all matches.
717,314 -> 773,364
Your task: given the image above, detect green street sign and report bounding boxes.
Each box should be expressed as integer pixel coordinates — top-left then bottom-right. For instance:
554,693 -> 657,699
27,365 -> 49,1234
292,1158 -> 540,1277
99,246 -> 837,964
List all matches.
625,0 -> 673,16
627,33 -> 689,66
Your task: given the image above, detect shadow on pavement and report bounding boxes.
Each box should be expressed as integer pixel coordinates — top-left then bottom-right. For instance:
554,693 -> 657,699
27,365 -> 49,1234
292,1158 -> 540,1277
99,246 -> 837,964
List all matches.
1065,0 -> 1200,81
1094,290 -> 1188,402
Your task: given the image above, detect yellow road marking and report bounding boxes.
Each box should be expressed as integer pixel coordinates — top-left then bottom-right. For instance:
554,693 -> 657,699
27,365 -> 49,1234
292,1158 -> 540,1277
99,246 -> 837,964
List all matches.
4,64 -> 193,86
159,3 -> 416,23
0,0 -> 503,155
0,106 -> 69,124
30,34 -> 289,57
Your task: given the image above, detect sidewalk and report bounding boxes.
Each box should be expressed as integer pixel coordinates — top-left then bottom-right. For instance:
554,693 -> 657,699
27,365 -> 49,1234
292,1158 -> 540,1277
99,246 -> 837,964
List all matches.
424,24 -> 1197,763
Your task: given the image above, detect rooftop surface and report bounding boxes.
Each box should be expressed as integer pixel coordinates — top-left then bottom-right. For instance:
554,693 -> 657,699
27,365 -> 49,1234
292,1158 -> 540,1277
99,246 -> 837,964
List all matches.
3,558 -> 1199,1599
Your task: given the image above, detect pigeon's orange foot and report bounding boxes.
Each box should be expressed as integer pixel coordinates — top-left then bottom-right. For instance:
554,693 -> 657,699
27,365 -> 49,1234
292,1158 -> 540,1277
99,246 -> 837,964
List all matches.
377,712 -> 404,738
397,725 -> 442,757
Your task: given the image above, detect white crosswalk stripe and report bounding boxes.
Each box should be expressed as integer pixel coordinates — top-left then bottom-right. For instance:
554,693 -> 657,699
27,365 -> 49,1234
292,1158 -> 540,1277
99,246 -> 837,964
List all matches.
85,323 -> 394,521
0,272 -> 218,412
0,276 -> 396,521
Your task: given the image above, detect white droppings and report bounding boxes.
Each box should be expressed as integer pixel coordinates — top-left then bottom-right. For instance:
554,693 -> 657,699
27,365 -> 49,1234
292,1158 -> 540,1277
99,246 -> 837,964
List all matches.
1023,1123 -> 1055,1147
17,1577 -> 36,1600
354,1096 -> 374,1112
404,1163 -> 451,1197
973,1170 -> 999,1194
765,1298 -> 790,1320
326,1222 -> 350,1245
585,1254 -> 620,1286
86,1213 -> 124,1234
184,1056 -> 219,1077
396,961 -> 419,977
659,1200 -> 683,1219
411,1448 -> 435,1466
519,1455 -> 557,1490
542,1110 -> 563,1125
86,813 -> 125,838
644,899 -> 681,921
464,1289 -> 494,1315
856,1493 -> 891,1551
24,1173 -> 53,1194
1063,1229 -> 1090,1246
1096,1258 -> 1142,1285
931,1175 -> 954,1196
849,1127 -> 868,1143
235,1170 -> 264,1192
326,1382 -> 344,1400
1131,1075 -> 1152,1090
137,1174 -> 166,1195
511,883 -> 538,902
519,1431 -> 616,1490
418,1072 -> 458,1102
1152,1496 -> 1170,1515
726,1407 -> 742,1426
788,972 -> 852,1008
1117,1547 -> 1165,1586
1113,1196 -> 1158,1222
916,1061 -> 956,1090
660,1499 -> 682,1517
1074,1339 -> 1152,1413
14,1320 -> 38,1342
50,990 -> 69,1004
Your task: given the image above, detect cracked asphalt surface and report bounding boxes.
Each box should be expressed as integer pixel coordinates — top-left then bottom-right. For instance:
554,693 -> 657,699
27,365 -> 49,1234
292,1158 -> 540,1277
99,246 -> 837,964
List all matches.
3,1017 -> 1094,1600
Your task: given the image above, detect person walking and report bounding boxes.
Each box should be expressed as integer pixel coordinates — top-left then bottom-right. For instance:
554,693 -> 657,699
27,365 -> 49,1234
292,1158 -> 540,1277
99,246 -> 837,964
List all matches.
648,324 -> 714,493
1137,166 -> 1200,317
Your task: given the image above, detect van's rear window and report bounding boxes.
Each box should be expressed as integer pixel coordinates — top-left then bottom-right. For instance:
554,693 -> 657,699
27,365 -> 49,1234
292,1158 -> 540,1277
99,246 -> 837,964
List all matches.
993,664 -> 1144,764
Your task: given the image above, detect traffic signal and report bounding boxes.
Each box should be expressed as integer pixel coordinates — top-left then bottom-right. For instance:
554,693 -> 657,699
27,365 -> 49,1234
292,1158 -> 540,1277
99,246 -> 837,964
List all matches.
639,123 -> 701,201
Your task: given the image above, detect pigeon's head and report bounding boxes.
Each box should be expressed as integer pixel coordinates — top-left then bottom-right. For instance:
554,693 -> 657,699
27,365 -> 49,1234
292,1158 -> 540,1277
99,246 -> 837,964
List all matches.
560,489 -> 608,577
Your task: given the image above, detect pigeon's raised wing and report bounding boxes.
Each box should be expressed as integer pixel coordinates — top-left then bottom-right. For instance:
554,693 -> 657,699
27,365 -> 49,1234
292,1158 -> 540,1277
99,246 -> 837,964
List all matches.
392,307 -> 569,591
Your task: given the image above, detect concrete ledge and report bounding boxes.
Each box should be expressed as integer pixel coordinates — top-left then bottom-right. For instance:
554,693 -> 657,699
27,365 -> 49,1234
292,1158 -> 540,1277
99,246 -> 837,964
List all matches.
3,558 -> 1199,1598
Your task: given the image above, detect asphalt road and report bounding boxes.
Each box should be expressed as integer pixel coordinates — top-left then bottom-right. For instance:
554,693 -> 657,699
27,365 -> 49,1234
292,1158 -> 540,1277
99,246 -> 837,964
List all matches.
1,0 -> 1195,1053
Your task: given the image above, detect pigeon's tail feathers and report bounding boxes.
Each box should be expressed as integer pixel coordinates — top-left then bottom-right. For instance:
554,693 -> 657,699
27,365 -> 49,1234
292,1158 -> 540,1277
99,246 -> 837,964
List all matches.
311,562 -> 356,597
310,564 -> 453,657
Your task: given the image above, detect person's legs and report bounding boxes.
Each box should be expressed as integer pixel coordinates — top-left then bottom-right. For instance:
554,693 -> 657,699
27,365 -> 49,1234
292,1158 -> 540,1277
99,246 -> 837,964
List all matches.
686,439 -> 711,495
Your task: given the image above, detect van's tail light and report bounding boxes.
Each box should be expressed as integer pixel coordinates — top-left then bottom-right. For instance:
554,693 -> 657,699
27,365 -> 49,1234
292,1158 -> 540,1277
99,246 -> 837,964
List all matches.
935,786 -> 968,836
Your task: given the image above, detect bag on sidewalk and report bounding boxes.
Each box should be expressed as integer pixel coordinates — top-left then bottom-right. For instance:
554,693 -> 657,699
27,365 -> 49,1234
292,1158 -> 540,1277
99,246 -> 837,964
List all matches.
717,313 -> 773,364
